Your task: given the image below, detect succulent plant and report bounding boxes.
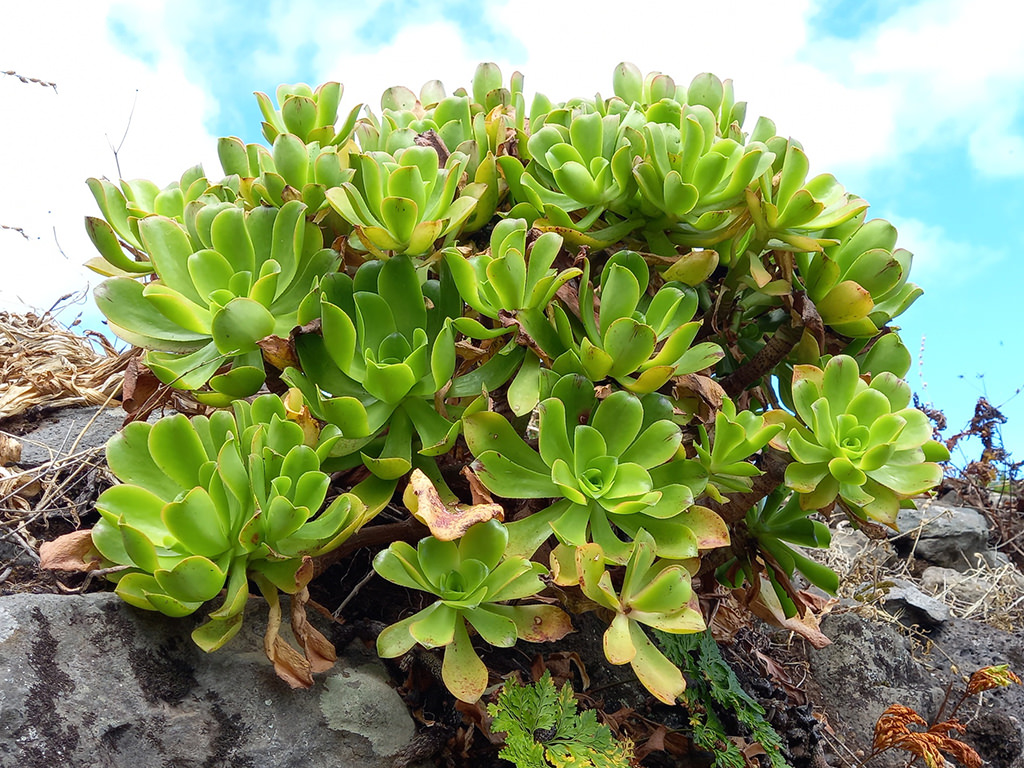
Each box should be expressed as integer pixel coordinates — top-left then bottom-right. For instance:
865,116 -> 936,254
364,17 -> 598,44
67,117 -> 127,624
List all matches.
363,64 -> 523,232
66,61 -> 951,715
373,519 -> 572,702
464,375 -> 729,563
284,253 -> 464,478
89,394 -> 374,653
498,113 -> 645,249
325,146 -> 477,257
218,132 -> 355,215
746,137 -> 868,253
766,355 -> 949,526
612,65 -> 748,135
691,397 -> 784,502
716,488 -> 838,617
255,81 -> 362,147
567,251 -> 724,393
444,218 -> 576,323
443,218 -> 581,413
85,167 -> 229,277
95,200 -> 339,405
358,62 -> 518,156
564,531 -> 705,704
632,111 -> 774,249
800,213 -> 923,337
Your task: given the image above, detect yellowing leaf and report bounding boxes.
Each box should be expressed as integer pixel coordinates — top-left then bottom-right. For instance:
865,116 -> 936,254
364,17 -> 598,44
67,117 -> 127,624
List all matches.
404,468 -> 503,541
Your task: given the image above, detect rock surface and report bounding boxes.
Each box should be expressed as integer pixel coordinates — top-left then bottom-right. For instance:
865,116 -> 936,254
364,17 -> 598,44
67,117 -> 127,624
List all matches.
0,592 -> 417,768
808,611 -> 1024,768
881,578 -> 952,627
894,501 -> 992,570
5,405 -> 125,468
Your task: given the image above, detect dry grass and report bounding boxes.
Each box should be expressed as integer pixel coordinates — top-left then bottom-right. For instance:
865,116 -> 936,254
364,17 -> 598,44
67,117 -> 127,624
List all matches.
807,505 -> 1024,632
0,311 -> 128,587
919,560 -> 1024,630
0,311 -> 128,420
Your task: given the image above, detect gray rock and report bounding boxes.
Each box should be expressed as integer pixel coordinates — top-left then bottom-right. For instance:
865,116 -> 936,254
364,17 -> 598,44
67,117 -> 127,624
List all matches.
921,565 -> 1006,606
0,591 -> 417,768
809,612 -> 945,767
893,501 -> 991,571
930,618 -> 1024,768
982,549 -> 1020,571
11,405 -> 124,467
882,578 -> 952,626
809,612 -> 1024,768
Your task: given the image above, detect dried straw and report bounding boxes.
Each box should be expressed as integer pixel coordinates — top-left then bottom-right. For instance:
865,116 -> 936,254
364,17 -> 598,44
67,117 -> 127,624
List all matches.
0,311 -> 129,420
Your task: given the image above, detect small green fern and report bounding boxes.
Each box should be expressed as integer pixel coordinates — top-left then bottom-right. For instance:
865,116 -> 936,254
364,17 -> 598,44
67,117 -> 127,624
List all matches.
488,672 -> 633,768
656,629 -> 790,768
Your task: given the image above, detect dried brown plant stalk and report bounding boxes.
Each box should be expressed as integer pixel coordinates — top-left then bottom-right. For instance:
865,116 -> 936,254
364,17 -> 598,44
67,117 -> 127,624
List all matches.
863,665 -> 1020,768
2,70 -> 57,91
0,311 -> 129,419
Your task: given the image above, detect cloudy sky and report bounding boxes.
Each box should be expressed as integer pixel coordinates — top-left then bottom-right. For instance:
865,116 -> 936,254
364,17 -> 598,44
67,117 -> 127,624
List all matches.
3,0 -> 1022,460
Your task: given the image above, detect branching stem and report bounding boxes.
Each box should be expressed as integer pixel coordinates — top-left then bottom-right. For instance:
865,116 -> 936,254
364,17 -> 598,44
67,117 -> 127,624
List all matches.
720,320 -> 802,398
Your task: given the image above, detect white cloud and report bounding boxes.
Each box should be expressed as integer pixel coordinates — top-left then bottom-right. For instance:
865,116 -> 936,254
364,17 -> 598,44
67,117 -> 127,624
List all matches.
4,0 -> 1022,317
312,20 -> 504,114
0,3 -> 220,317
306,0 -> 1024,183
305,0 -> 897,176
833,0 -> 1024,178
883,214 -> 1006,290
969,120 -> 1024,178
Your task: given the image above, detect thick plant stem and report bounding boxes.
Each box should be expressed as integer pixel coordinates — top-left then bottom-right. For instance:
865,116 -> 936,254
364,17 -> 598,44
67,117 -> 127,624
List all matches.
720,320 -> 802,398
696,451 -> 789,581
312,516 -> 428,578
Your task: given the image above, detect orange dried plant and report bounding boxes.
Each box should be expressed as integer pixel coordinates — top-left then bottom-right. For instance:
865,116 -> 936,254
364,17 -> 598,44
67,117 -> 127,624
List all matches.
865,664 -> 1020,768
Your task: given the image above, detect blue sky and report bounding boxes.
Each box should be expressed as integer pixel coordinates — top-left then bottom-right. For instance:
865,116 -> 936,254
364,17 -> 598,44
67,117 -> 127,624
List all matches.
3,0 -> 1022,464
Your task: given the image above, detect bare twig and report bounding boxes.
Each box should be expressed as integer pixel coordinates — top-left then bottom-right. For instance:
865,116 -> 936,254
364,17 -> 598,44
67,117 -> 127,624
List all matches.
1,224 -> 30,240
52,226 -> 69,260
55,564 -> 130,594
720,318 -> 803,398
108,89 -> 139,179
313,516 -> 428,577
333,568 -> 377,618
2,70 -> 57,92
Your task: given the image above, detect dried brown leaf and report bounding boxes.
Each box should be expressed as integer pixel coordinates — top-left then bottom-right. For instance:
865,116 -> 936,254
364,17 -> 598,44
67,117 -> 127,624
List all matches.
532,651 -> 591,690
514,605 -> 574,643
283,389 -> 322,447
461,466 -> 495,507
941,735 -> 984,768
793,291 -> 825,350
257,334 -> 299,372
38,530 -> 101,572
673,374 -> 726,424
740,578 -> 832,648
0,433 -> 22,465
966,664 -> 1022,696
455,698 -> 500,744
267,634 -> 315,689
754,649 -> 805,705
290,586 -> 337,674
873,704 -> 928,751
497,310 -> 554,366
635,724 -> 669,760
0,311 -> 128,419
261,569 -> 316,689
